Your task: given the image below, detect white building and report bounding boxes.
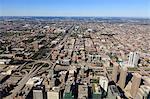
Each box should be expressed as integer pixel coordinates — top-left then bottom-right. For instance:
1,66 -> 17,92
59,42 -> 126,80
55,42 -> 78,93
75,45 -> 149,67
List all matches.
26,77 -> 43,86
47,91 -> 60,99
0,59 -> 11,65
33,90 -> 43,99
99,76 -> 108,92
59,58 -> 70,66
128,52 -> 140,67
88,54 -> 101,63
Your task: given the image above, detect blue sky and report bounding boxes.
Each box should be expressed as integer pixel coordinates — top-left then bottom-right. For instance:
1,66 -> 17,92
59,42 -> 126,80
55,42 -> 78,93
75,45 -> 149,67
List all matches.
0,0 -> 150,17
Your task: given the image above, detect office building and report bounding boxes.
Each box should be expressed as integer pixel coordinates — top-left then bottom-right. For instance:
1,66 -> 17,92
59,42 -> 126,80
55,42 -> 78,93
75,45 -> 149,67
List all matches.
107,85 -> 120,99
128,52 -> 139,67
47,91 -> 60,99
130,73 -> 141,98
118,67 -> 127,89
92,84 -> 102,99
112,62 -> 119,83
63,85 -> 74,99
33,89 -> 43,99
99,76 -> 108,92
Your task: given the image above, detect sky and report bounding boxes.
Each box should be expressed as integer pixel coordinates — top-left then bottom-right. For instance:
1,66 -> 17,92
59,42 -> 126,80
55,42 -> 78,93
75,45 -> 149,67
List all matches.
0,0 -> 150,17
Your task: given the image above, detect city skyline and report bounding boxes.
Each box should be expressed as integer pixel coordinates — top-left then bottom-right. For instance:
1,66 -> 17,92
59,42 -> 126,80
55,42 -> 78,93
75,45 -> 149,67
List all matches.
0,0 -> 150,18
0,5 -> 150,98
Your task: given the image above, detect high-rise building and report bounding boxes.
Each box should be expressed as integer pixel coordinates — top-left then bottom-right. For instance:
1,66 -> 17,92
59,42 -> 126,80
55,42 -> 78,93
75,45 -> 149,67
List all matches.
63,85 -> 74,99
128,52 -> 139,67
47,91 -> 60,99
99,76 -> 108,92
92,84 -> 102,99
0,84 -> 2,99
33,89 -> 43,99
47,87 -> 61,99
107,85 -> 120,99
33,85 -> 45,99
112,62 -> 119,83
130,73 -> 141,98
118,67 -> 127,89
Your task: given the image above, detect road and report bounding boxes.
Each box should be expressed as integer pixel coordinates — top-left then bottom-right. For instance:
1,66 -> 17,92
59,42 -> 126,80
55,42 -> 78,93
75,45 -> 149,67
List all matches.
7,25 -> 75,98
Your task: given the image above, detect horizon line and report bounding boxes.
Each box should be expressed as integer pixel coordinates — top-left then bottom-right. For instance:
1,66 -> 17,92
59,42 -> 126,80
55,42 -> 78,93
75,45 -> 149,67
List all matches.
0,15 -> 150,19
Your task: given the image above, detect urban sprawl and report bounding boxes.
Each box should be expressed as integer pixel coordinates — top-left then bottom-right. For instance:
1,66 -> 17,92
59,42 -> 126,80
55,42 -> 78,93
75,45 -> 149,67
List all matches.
0,17 -> 150,99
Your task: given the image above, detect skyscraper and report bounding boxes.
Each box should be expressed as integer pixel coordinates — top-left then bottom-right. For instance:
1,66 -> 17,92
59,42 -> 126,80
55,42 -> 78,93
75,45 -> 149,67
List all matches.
47,91 -> 60,99
128,52 -> 139,67
33,89 -> 43,99
99,76 -> 108,92
112,62 -> 119,83
130,73 -> 141,98
118,67 -> 127,89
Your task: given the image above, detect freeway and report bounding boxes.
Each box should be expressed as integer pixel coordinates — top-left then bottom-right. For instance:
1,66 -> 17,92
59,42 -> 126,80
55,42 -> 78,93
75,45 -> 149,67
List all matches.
10,63 -> 46,98
8,25 -> 75,98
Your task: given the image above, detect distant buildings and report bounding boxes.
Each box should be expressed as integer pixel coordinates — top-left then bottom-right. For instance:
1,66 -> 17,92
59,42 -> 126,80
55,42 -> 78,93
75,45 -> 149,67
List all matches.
0,17 -> 150,99
59,58 -> 71,66
33,41 -> 39,52
88,53 -> 101,63
0,59 -> 11,64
